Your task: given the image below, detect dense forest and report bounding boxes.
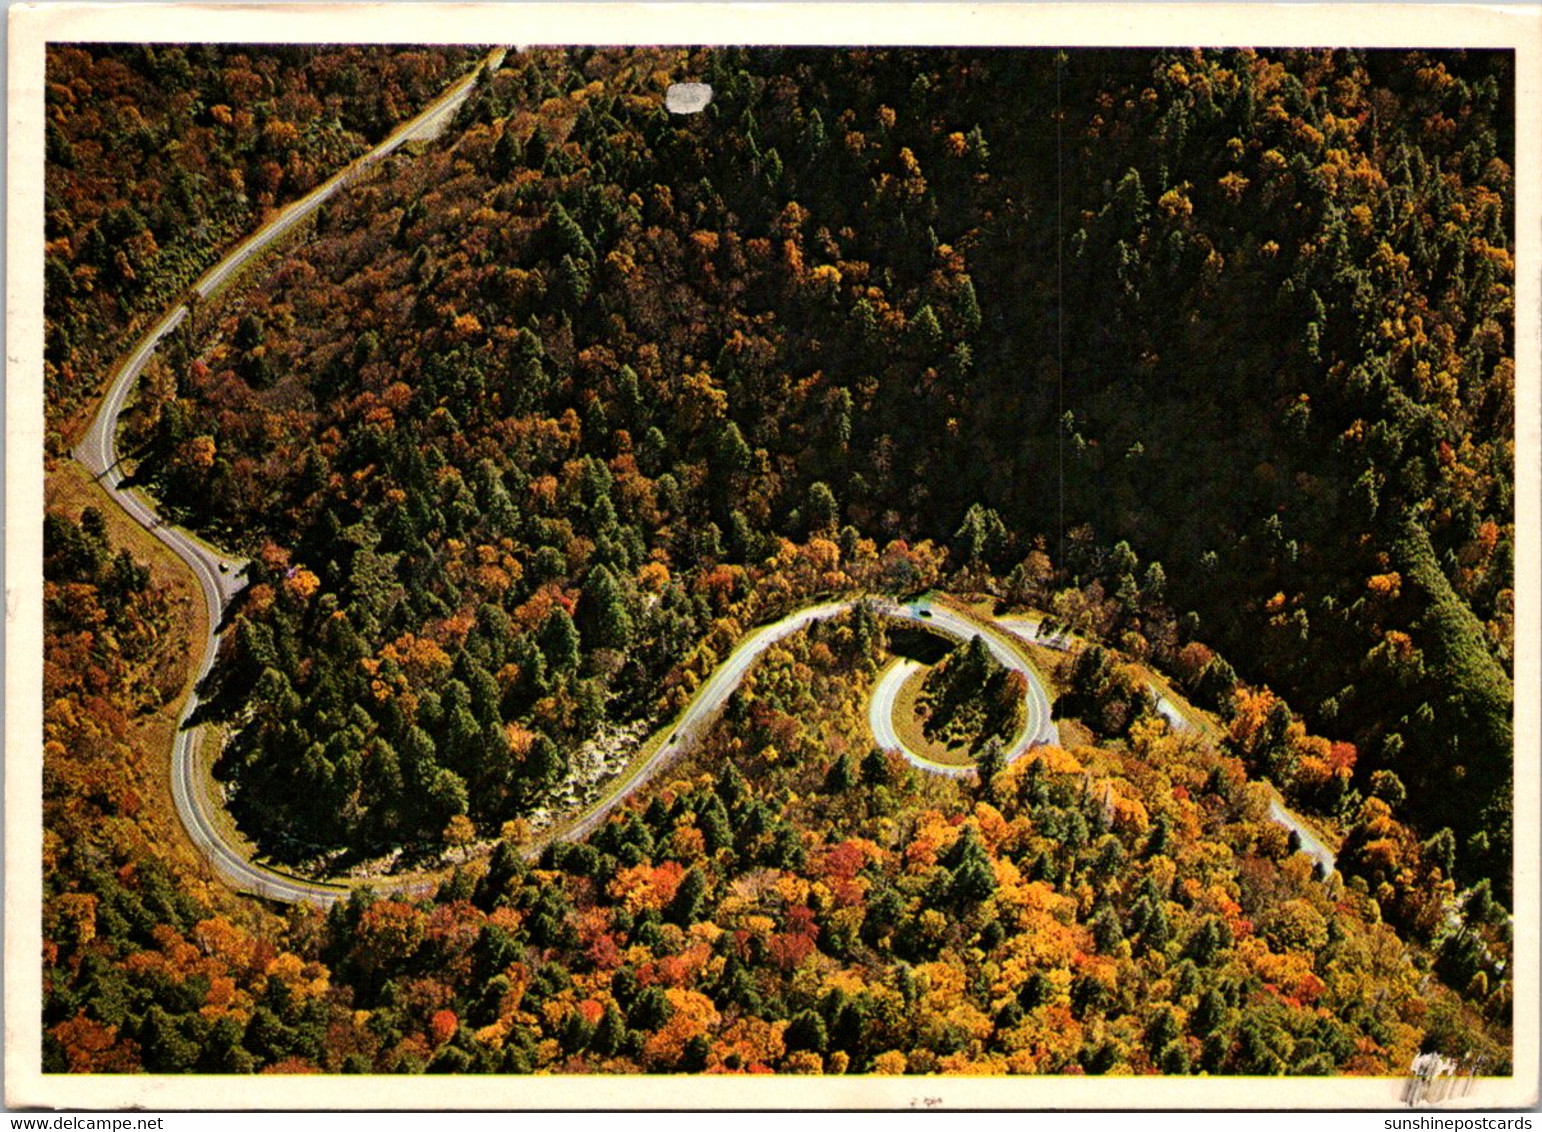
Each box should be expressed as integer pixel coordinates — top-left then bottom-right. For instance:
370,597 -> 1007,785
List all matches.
43,44 -> 1514,1075
39,530 -> 1511,1072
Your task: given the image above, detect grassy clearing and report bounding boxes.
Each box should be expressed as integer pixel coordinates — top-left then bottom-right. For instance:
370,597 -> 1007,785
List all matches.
892,662 -> 977,767
48,461 -> 209,640
192,722 -> 258,861
1130,662 -> 1344,852
1134,662 -> 1218,740
47,462 -> 212,867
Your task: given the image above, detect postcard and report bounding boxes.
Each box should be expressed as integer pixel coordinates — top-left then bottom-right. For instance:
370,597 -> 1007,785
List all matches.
6,2 -> 1539,1111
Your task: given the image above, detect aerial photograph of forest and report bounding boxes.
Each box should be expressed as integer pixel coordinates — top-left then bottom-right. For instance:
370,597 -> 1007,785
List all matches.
37,40 -> 1517,1083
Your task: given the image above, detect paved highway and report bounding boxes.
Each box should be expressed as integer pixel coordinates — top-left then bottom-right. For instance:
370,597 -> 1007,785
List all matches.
869,660 -> 944,772
1268,799 -> 1338,877
194,48 -> 507,300
993,614 -> 1337,875
548,600 -> 856,845
563,593 -> 1333,877
866,598 -> 1060,777
552,596 -> 1064,842
70,48 -> 509,907
66,38 -> 1334,903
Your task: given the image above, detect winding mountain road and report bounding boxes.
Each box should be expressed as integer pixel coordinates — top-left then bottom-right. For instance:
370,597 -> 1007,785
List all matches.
867,598 -> 1060,777
71,48 -> 508,907
555,596 -> 1065,844
66,41 -> 1333,907
990,615 -> 1338,876
550,599 -> 857,846
193,47 -> 508,302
